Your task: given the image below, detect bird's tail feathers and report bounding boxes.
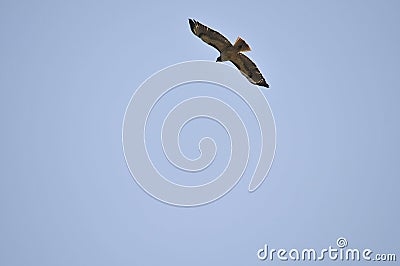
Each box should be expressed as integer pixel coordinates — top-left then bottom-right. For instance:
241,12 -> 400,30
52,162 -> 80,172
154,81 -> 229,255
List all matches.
234,37 -> 251,52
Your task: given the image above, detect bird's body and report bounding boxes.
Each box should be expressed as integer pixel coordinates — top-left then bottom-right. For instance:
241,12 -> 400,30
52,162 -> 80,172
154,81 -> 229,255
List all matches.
189,19 -> 269,88
218,37 -> 251,61
219,47 -> 237,62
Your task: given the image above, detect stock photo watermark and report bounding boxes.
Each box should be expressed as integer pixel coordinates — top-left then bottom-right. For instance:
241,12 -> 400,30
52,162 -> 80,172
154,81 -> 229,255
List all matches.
257,237 -> 396,262
122,61 -> 276,206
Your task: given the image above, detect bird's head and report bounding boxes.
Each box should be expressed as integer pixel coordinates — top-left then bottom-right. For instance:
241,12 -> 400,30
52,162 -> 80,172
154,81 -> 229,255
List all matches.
216,56 -> 222,62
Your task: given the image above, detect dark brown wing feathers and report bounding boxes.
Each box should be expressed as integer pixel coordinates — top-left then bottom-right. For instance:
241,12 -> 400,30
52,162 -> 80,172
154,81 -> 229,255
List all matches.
189,19 -> 232,52
230,53 -> 269,88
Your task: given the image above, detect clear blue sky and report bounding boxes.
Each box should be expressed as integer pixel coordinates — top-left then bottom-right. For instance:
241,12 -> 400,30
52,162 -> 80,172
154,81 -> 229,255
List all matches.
1,0 -> 399,265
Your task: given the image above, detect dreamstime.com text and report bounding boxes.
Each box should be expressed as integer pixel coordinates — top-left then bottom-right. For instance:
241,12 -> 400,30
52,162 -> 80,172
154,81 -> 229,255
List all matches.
257,238 -> 396,262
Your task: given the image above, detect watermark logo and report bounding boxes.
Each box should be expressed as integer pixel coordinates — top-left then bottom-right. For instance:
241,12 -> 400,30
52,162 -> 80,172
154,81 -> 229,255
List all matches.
257,237 -> 397,262
336,237 -> 348,248
122,61 -> 276,206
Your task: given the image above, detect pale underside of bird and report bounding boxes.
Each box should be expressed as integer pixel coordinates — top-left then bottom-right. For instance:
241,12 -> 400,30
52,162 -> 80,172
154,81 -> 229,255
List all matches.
189,19 -> 269,88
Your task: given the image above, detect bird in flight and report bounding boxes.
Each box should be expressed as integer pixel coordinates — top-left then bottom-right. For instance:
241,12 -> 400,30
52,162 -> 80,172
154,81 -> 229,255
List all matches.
189,19 -> 269,88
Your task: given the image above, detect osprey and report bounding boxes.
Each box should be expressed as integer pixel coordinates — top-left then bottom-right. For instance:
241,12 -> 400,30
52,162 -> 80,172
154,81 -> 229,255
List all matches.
189,19 -> 269,88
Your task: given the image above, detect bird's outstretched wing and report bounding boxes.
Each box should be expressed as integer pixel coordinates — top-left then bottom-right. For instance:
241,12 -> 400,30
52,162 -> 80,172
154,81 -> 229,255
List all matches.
189,19 -> 232,52
230,53 -> 269,88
